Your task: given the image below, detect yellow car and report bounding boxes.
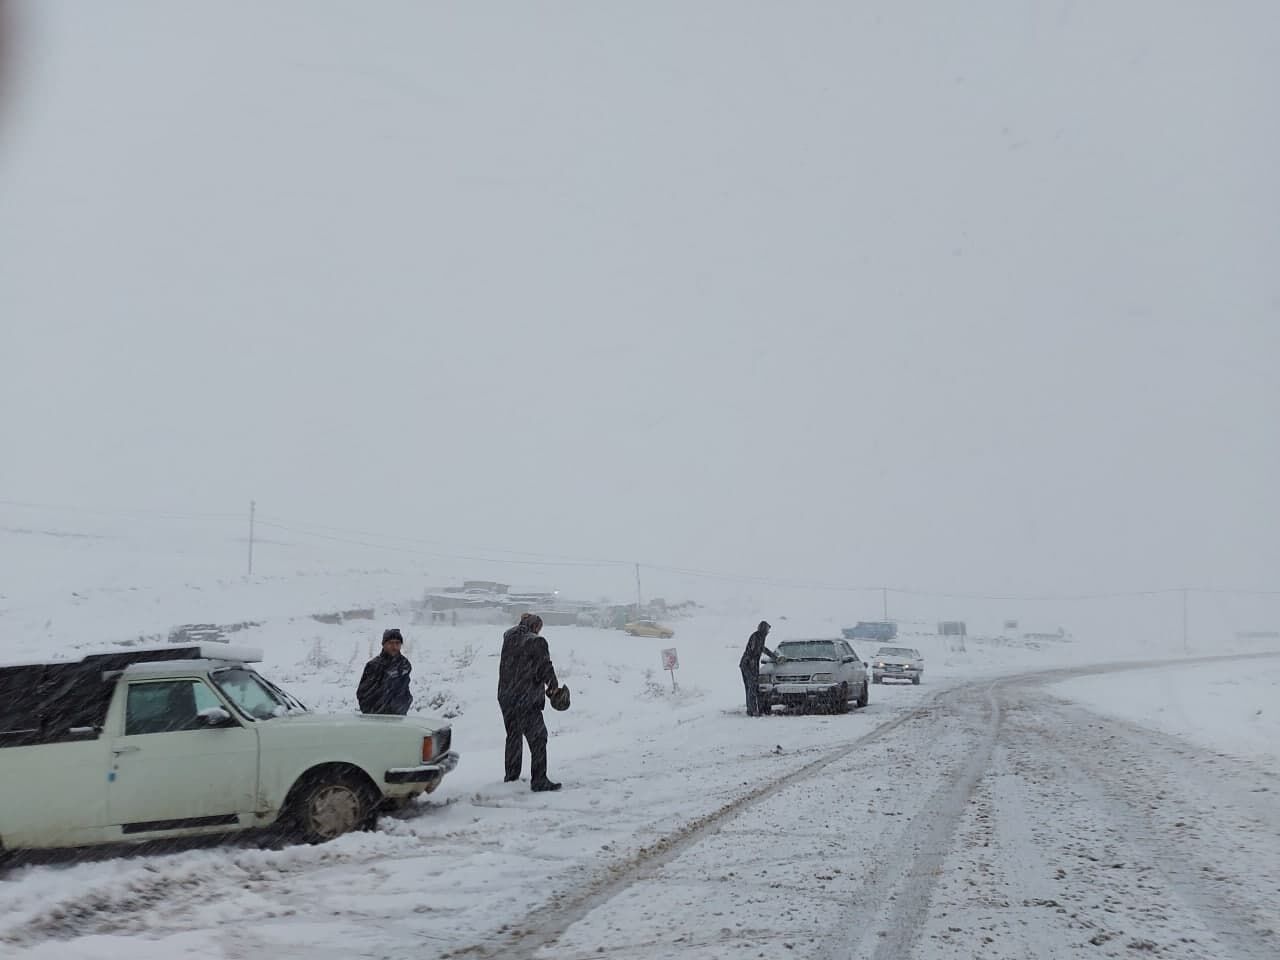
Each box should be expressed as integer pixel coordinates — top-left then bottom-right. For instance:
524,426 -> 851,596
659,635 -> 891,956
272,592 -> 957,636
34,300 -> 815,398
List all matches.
623,619 -> 675,639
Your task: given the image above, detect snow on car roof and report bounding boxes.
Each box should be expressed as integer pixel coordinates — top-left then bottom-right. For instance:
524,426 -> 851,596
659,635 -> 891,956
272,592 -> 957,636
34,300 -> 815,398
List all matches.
0,642 -> 262,672
121,658 -> 256,677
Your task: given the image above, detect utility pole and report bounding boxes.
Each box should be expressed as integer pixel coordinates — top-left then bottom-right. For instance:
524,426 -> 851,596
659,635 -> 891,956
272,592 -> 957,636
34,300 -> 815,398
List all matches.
634,563 -> 643,618
882,587 -> 889,621
1181,587 -> 1188,652
248,500 -> 256,576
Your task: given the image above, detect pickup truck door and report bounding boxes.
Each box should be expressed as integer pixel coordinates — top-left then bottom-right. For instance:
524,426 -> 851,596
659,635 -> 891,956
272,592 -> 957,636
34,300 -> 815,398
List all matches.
0,735 -> 111,848
107,677 -> 260,834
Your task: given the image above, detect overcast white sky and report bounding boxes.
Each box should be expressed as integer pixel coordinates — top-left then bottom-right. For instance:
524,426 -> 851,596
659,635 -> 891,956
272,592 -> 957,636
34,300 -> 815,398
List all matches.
1,1 -> 1276,598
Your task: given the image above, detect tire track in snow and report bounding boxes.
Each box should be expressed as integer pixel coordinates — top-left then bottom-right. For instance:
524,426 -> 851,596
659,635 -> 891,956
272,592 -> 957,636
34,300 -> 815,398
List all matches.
862,682 -> 1003,960
1023,698 -> 1280,960
449,698 -> 943,960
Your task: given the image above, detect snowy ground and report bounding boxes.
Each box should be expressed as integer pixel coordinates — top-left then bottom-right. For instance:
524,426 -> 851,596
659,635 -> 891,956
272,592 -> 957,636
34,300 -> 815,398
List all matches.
1051,661 -> 1280,765
2,557 -> 1279,959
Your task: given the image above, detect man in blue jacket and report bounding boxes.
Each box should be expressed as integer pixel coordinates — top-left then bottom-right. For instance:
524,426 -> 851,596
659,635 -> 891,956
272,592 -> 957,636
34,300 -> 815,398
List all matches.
357,628 -> 413,715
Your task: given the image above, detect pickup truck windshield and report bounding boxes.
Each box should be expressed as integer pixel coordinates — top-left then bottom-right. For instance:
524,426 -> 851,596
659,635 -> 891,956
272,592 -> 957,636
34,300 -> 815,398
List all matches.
212,667 -> 290,720
776,642 -> 838,661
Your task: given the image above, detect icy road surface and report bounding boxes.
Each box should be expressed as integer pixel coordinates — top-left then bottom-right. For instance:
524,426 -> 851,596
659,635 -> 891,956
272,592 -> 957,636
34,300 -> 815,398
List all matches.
2,656 -> 1277,960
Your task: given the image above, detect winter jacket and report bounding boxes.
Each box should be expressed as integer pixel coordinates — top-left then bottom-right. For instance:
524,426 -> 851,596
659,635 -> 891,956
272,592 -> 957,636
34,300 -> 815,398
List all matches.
357,651 -> 413,715
739,629 -> 777,672
498,625 -> 559,710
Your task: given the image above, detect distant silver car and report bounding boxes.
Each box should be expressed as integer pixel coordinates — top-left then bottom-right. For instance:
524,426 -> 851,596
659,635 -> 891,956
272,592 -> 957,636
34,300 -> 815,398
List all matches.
871,646 -> 924,684
758,639 -> 869,713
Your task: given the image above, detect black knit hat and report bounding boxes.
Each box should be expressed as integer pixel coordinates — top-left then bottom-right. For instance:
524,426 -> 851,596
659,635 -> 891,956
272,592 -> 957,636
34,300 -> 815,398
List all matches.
382,628 -> 404,643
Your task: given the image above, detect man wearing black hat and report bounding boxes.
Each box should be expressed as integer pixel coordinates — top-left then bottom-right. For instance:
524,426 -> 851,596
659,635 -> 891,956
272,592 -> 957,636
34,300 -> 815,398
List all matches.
357,628 -> 414,715
740,620 -> 777,717
497,614 -> 562,791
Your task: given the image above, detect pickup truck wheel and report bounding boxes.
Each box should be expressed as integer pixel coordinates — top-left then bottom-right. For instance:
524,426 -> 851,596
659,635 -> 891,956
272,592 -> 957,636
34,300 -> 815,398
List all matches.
294,774 -> 373,843
855,681 -> 869,708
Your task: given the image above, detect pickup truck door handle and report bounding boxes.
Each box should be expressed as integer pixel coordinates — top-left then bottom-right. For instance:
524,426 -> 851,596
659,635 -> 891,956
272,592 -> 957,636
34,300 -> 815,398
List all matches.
111,745 -> 141,756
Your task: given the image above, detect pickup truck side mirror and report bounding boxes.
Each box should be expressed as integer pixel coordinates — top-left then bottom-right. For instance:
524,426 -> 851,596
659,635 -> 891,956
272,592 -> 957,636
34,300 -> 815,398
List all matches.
197,707 -> 234,728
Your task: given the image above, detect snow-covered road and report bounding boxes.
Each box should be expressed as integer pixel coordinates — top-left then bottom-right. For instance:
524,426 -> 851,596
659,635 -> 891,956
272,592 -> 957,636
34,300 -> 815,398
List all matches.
491,660 -> 1280,960
4,655 -> 1277,960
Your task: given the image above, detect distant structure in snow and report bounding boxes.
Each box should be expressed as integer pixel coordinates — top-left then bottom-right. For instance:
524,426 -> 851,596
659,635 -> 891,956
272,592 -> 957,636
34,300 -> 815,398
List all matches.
462,581 -> 509,595
1022,627 -> 1068,643
937,621 -> 967,637
843,621 -> 897,642
1235,630 -> 1280,641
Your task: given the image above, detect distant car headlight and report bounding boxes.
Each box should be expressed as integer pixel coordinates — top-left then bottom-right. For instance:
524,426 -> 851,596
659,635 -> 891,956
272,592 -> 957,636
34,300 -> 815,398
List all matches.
811,673 -> 833,682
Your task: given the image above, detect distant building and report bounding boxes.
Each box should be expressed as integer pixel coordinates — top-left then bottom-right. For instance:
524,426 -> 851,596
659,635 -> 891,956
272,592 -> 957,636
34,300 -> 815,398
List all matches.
843,621 -> 897,642
462,581 -> 509,595
938,621 -> 967,637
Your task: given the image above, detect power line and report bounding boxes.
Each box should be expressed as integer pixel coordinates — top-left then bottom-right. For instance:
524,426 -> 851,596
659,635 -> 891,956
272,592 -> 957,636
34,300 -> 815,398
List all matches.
0,498 -> 242,521
253,520 -> 626,569
255,514 -> 633,568
5,498 -> 1278,602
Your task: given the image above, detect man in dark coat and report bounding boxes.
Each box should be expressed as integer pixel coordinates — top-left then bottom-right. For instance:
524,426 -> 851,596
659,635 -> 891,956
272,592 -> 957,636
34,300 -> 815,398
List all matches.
497,614 -> 562,791
740,620 -> 777,717
357,628 -> 413,715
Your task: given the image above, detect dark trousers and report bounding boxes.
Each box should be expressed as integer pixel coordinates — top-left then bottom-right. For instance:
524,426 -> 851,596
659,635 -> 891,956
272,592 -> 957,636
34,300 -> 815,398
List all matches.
741,664 -> 761,716
501,701 -> 548,782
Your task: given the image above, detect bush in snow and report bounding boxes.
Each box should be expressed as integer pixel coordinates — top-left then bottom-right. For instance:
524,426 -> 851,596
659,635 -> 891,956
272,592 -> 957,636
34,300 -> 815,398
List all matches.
420,688 -> 462,719
303,637 -> 336,670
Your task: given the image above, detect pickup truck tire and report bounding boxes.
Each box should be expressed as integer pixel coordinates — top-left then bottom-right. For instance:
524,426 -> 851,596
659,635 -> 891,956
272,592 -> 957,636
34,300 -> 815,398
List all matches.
855,681 -> 869,708
290,769 -> 377,843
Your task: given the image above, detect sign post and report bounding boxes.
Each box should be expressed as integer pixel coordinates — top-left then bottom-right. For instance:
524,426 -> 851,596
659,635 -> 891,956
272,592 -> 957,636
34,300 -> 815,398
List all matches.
661,647 -> 679,691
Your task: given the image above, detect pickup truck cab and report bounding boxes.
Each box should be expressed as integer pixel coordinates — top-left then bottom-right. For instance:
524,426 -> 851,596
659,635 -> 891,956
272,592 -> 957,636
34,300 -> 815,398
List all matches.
758,639 -> 869,713
0,643 -> 459,854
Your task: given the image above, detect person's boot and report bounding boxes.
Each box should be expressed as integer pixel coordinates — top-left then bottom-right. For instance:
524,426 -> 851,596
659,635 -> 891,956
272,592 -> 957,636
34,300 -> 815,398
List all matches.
504,774 -> 521,782
531,778 -> 562,792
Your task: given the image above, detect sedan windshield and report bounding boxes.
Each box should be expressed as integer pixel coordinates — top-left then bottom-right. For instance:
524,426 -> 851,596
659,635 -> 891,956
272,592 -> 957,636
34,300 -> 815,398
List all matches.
212,667 -> 292,720
776,642 -> 838,661
877,647 -> 914,657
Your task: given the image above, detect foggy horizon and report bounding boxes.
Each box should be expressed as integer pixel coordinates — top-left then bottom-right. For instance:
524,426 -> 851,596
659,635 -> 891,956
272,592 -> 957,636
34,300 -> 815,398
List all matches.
2,2 -> 1277,601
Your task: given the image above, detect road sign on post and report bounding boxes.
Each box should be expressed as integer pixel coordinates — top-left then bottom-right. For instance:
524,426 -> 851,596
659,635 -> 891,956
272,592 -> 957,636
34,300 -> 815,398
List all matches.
661,647 -> 679,690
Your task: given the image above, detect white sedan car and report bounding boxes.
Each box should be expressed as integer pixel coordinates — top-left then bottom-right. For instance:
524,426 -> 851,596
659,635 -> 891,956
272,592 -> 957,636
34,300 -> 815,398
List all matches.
758,639 -> 869,713
871,646 -> 925,684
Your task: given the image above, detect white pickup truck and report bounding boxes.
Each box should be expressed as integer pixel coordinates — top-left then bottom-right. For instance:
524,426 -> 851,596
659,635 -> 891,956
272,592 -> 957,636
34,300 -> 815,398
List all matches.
0,643 -> 459,854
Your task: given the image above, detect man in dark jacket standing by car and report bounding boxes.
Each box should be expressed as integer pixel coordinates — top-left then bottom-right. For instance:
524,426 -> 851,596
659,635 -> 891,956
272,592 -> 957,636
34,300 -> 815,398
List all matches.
357,628 -> 413,715
740,620 -> 777,717
497,614 -> 562,791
